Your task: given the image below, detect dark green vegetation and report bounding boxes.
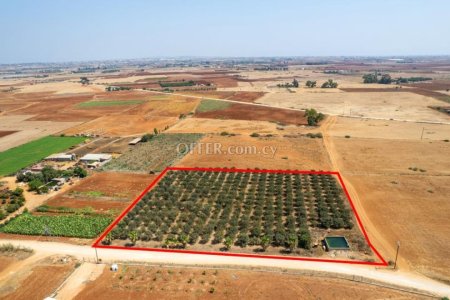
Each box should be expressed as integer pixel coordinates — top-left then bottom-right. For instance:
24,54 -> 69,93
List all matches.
304,109 -> 325,126
363,73 -> 432,84
102,133 -> 203,172
196,99 -> 231,113
321,79 -> 338,88
305,80 -> 317,88
0,212 -> 111,238
77,100 -> 145,108
0,187 -> 24,220
108,170 -> 354,252
159,80 -> 195,88
277,78 -> 299,88
0,136 -> 86,176
16,165 -> 87,194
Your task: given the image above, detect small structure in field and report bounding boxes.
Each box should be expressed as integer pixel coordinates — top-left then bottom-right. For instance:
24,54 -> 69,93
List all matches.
110,264 -> 119,272
128,137 -> 142,145
45,153 -> 76,162
324,236 -> 350,251
51,177 -> 67,186
80,153 -> 112,164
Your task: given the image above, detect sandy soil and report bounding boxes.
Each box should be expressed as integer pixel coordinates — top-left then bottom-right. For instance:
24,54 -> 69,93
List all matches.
167,118 -> 311,135
75,265 -> 423,300
177,134 -> 332,171
329,117 -> 450,140
329,134 -> 450,280
0,115 -> 82,151
256,90 -> 450,123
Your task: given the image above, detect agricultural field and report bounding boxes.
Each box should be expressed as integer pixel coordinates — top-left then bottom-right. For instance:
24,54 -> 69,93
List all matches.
76,100 -> 146,108
104,169 -> 374,261
45,172 -> 155,214
102,133 -> 203,172
0,135 -> 86,176
75,264 -> 424,300
194,99 -> 308,126
0,213 -> 111,238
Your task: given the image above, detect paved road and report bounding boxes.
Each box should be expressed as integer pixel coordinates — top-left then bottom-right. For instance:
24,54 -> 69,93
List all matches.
1,239 -> 449,297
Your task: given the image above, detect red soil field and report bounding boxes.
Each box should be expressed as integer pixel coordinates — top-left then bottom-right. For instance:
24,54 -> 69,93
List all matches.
45,172 -> 156,214
0,131 -> 17,138
195,103 -> 307,125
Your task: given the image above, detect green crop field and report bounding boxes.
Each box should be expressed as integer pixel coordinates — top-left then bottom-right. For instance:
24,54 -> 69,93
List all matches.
0,136 -> 86,176
77,100 -> 146,108
0,213 -> 112,238
196,99 -> 231,113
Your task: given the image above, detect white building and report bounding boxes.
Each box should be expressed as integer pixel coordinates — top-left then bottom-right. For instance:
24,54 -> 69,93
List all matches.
79,153 -> 112,164
129,137 -> 142,145
45,153 -> 76,162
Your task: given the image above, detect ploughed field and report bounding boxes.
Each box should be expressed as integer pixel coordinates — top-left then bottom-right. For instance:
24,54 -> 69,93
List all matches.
105,170 -> 373,259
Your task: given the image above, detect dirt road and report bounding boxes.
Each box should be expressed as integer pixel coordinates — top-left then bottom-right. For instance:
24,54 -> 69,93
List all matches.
0,239 -> 448,297
320,116 -> 413,272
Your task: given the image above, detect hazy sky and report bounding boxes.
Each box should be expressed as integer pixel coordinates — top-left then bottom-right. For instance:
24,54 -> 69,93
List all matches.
1,0 -> 449,63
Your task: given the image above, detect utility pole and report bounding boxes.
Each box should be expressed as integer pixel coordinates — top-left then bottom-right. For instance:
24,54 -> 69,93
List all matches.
95,247 -> 99,264
394,241 -> 400,269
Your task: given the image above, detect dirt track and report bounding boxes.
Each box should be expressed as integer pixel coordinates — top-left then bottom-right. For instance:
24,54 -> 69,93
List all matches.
1,239 -> 448,297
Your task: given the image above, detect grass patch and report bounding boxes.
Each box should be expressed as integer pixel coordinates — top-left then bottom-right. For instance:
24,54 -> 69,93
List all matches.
196,99 -> 230,113
102,133 -> 203,172
0,213 -> 112,238
0,136 -> 86,176
0,243 -> 33,253
77,100 -> 146,108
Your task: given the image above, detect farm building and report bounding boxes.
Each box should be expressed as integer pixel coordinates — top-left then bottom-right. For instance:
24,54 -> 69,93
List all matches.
45,153 -> 76,162
128,137 -> 142,145
80,153 -> 112,164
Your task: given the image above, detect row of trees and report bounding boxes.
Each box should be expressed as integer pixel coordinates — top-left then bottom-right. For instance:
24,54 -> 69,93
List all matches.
277,79 -> 337,88
108,171 -> 354,252
363,73 -> 433,85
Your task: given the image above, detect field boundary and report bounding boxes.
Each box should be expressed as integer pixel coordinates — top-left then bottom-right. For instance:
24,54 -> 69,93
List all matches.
93,167 -> 388,266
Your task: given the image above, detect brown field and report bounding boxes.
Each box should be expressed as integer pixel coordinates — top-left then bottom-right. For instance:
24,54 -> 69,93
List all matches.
45,172 -> 155,213
0,115 -> 82,152
180,90 -> 265,103
195,103 -> 307,126
331,136 -> 450,280
166,118 -> 311,136
0,256 -> 76,300
177,134 -> 332,171
328,117 -> 450,141
76,265 -> 423,300
257,90 -> 450,123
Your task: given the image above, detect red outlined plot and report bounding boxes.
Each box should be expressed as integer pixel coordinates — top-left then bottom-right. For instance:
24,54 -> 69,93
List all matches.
93,167 -> 388,266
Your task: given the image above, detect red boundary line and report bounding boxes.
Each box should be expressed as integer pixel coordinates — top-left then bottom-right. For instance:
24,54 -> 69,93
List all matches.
93,167 -> 388,266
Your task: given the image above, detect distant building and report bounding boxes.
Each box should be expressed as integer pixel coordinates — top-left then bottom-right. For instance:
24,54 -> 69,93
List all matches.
128,137 -> 142,145
80,153 -> 112,164
45,153 -> 76,162
51,177 -> 67,186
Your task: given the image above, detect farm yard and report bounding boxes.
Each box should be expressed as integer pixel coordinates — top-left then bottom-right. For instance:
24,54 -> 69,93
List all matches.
0,135 -> 86,176
104,169 -> 374,261
102,133 -> 203,173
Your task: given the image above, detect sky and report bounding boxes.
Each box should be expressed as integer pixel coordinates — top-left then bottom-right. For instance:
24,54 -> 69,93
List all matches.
1,0 -> 449,63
